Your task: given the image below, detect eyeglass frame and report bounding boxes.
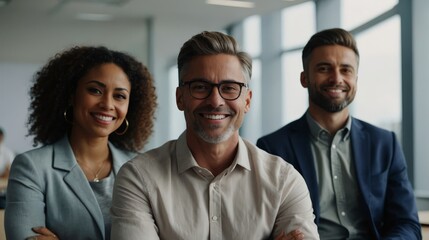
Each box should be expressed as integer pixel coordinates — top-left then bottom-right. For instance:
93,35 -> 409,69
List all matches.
179,79 -> 248,101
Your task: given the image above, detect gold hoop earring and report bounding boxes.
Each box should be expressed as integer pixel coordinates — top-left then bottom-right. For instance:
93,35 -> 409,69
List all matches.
64,107 -> 73,124
115,118 -> 129,135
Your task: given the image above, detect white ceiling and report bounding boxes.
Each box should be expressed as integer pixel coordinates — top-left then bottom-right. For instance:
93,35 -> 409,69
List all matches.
0,0 -> 307,63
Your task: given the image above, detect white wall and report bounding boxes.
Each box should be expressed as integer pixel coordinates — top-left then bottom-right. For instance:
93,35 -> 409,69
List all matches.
0,63 -> 40,154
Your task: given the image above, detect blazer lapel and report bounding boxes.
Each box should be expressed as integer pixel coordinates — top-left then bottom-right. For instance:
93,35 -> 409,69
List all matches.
290,117 -> 321,221
350,119 -> 372,207
52,136 -> 105,238
108,142 -> 136,175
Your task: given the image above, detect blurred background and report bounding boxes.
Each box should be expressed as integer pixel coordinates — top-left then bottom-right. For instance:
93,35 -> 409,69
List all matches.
0,0 -> 428,212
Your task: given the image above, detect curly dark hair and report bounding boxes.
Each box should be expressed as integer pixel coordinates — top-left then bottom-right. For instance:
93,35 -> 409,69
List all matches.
27,46 -> 157,152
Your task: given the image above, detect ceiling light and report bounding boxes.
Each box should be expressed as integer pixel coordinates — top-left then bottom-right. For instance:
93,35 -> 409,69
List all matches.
206,0 -> 254,8
76,13 -> 113,21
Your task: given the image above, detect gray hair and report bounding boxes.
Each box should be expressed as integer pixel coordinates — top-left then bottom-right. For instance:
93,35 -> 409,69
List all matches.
177,31 -> 252,84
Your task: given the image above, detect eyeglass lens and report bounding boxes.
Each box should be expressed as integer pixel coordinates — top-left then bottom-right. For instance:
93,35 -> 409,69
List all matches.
189,81 -> 244,100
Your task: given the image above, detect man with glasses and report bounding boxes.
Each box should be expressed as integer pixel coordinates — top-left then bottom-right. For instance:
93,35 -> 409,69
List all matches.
180,80 -> 248,101
110,31 -> 319,239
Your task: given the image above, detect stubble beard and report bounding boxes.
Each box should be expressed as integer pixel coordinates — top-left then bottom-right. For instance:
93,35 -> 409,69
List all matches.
308,87 -> 355,113
193,122 -> 236,144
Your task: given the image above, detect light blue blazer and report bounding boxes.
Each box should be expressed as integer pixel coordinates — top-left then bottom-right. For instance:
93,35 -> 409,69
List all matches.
4,136 -> 136,240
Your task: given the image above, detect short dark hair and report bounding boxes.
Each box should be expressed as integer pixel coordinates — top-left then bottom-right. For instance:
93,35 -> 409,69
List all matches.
302,28 -> 359,71
177,31 -> 252,84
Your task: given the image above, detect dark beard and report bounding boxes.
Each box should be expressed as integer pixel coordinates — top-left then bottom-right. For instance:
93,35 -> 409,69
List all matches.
308,88 -> 354,113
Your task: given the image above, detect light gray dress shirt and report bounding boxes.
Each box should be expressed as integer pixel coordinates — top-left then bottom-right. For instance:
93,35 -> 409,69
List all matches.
306,113 -> 369,239
111,132 -> 319,240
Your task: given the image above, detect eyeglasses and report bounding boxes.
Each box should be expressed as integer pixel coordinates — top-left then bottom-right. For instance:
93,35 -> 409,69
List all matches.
180,80 -> 248,101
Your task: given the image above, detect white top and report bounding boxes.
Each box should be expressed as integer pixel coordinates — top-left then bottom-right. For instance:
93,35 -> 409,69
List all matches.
111,132 -> 319,240
0,143 -> 15,175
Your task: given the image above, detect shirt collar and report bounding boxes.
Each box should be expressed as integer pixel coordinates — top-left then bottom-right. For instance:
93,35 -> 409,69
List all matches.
176,132 -> 197,174
233,137 -> 252,171
305,110 -> 352,142
176,131 -> 251,175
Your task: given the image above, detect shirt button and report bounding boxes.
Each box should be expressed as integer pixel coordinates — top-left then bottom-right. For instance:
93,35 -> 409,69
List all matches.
341,211 -> 346,216
334,175 -> 338,180
332,144 -> 336,149
212,216 -> 218,221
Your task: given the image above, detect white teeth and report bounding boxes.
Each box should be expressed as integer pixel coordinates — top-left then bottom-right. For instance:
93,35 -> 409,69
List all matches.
204,114 -> 226,120
326,89 -> 343,93
94,114 -> 113,121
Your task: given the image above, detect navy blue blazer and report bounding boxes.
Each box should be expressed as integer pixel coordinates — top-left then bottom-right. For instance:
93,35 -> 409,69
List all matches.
257,115 -> 421,239
5,136 -> 136,240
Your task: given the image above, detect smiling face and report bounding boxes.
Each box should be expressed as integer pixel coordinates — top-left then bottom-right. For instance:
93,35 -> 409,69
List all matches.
301,44 -> 358,113
176,54 -> 251,144
71,63 -> 131,139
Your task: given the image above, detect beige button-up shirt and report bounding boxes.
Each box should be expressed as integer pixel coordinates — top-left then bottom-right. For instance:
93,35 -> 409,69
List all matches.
111,132 -> 319,240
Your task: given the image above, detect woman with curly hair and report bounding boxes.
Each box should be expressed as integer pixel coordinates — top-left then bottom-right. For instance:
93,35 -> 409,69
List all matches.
4,46 -> 157,240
